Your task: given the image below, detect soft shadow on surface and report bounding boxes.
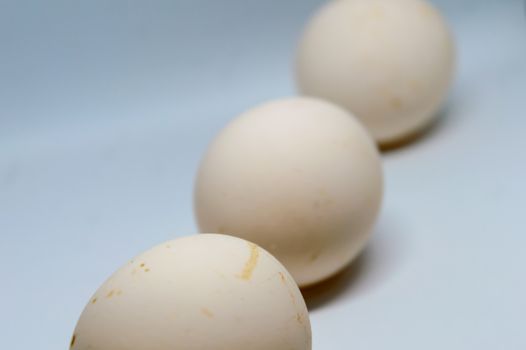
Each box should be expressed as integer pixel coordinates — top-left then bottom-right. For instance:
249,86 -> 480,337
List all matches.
301,215 -> 408,311
380,100 -> 456,152
301,249 -> 370,311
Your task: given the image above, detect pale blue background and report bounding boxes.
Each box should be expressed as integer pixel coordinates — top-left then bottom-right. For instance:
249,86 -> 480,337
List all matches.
1,0 -> 525,349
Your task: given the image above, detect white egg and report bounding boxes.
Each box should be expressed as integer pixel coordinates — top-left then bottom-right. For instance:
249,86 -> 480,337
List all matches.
296,0 -> 455,145
194,97 -> 383,287
71,234 -> 311,350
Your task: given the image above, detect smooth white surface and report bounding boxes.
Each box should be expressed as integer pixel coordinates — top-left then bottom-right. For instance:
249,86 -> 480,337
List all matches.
195,97 -> 383,287
73,234 -> 311,350
1,1 -> 525,349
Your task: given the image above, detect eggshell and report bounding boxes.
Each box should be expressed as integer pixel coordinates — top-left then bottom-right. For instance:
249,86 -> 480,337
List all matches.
71,234 -> 311,350
194,97 -> 383,287
296,0 -> 455,144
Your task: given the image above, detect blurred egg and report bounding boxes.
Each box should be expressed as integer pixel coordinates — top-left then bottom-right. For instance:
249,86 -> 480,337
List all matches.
296,0 -> 455,145
194,97 -> 383,287
71,234 -> 311,350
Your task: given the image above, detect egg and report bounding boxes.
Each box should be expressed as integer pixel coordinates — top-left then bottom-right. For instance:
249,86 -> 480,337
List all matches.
194,97 -> 383,287
295,0 -> 455,145
71,234 -> 311,350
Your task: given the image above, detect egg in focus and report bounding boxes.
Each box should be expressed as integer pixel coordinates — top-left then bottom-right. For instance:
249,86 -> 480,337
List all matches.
194,97 -> 383,287
71,234 -> 311,350
296,0 -> 455,145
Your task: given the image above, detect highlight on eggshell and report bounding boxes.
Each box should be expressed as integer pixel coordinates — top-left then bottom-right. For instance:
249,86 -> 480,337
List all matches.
71,234 -> 311,350
296,0 -> 455,145
194,97 -> 383,288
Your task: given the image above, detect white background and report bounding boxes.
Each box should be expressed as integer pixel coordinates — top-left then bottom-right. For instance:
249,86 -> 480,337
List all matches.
1,0 -> 525,348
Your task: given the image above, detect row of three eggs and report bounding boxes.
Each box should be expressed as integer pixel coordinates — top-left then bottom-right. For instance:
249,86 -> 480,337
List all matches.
72,0 -> 454,348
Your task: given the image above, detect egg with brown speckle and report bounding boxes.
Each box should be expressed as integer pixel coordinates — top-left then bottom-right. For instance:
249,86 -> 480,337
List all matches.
296,0 -> 455,145
71,234 -> 311,350
194,97 -> 383,287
